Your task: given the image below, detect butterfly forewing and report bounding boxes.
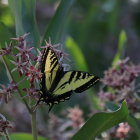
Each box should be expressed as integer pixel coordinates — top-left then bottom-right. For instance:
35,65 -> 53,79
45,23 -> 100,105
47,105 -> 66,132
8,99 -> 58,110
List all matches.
41,47 -> 61,90
52,71 -> 99,96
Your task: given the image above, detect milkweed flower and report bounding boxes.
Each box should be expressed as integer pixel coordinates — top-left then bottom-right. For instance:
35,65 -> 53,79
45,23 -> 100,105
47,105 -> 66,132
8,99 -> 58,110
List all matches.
99,58 -> 140,113
0,42 -> 12,56
26,66 -> 42,84
67,106 -> 84,128
0,114 -> 13,134
0,34 -> 70,103
102,57 -> 140,89
0,82 -> 17,103
116,123 -> 131,138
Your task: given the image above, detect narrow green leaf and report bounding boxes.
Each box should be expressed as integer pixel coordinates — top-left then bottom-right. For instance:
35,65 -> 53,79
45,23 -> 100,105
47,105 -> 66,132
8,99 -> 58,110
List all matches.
0,135 -> 5,140
65,36 -> 88,71
0,23 -> 31,112
0,22 -> 12,46
71,101 -> 128,140
127,115 -> 140,138
0,22 -> 13,80
112,30 -> 127,67
10,133 -> 46,140
8,0 -> 40,47
0,22 -> 12,83
42,0 -> 75,43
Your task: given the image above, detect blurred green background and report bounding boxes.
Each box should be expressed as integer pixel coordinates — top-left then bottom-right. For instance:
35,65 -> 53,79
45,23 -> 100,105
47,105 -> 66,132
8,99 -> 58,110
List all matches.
0,0 -> 140,138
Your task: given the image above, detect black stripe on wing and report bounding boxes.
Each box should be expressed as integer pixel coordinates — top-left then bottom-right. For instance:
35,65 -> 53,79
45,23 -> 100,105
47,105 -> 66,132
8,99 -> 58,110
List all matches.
74,76 -> 99,93
49,67 -> 64,92
51,71 -> 99,96
40,48 -> 49,73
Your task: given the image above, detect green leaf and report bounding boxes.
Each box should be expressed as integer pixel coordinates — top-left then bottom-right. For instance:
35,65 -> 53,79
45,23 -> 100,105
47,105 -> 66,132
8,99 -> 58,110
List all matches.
42,0 -> 75,43
106,101 -> 140,138
112,30 -> 127,67
105,101 -> 120,111
0,22 -> 12,46
0,23 -> 31,112
71,101 -> 128,140
0,22 -> 12,83
127,115 -> 140,138
10,133 -> 46,140
8,0 -> 40,47
0,7 -> 14,27
65,36 -> 88,71
0,135 -> 5,140
128,132 -> 139,140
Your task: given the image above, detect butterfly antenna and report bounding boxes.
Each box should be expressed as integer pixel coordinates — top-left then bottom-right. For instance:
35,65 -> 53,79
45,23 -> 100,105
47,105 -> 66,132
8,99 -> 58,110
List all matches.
48,103 -> 54,113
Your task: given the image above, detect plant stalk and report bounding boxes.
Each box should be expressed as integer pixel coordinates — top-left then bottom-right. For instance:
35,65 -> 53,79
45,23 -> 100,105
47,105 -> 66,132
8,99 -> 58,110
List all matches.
4,130 -> 10,140
31,111 -> 38,140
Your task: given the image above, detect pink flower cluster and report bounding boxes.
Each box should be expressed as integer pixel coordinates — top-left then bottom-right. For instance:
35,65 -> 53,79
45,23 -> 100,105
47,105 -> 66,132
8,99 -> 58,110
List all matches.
102,58 -> 140,89
67,106 -> 84,128
0,34 -> 42,101
0,120 -> 12,133
47,106 -> 84,140
99,58 -> 140,113
0,114 -> 13,134
116,123 -> 131,138
0,82 -> 17,103
0,34 -> 70,103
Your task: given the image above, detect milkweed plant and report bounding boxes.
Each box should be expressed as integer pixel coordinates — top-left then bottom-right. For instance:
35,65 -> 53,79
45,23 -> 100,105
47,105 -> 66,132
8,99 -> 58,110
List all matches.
1,34 -> 140,140
0,34 -> 72,140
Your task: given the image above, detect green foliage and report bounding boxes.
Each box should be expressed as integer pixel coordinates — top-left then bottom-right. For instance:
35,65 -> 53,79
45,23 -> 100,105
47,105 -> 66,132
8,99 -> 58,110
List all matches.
42,0 -> 75,43
0,7 -> 14,27
0,22 -> 12,46
127,115 -> 140,138
106,101 -> 140,139
0,23 -> 31,112
65,36 -> 88,71
71,101 -> 128,140
112,30 -> 127,67
8,0 -> 40,47
10,133 -> 46,140
128,132 -> 139,140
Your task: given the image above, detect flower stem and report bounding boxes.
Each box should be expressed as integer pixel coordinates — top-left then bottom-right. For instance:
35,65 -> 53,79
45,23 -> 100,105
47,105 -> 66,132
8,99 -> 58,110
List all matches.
31,111 -> 38,140
4,130 -> 10,140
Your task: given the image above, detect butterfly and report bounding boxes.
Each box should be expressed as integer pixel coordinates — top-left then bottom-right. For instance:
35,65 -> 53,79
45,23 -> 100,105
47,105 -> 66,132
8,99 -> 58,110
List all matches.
37,45 -> 99,111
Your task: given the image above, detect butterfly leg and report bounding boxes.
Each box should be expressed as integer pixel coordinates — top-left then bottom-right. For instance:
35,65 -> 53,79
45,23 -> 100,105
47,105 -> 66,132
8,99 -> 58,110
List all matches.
32,95 -> 44,112
48,103 -> 54,113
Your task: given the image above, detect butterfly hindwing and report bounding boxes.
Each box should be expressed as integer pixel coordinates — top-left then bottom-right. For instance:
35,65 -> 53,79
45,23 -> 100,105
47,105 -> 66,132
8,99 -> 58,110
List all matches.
52,71 -> 99,96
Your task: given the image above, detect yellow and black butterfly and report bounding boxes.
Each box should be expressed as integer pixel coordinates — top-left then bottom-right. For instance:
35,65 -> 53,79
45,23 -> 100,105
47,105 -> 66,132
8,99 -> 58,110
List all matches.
38,45 -> 99,111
